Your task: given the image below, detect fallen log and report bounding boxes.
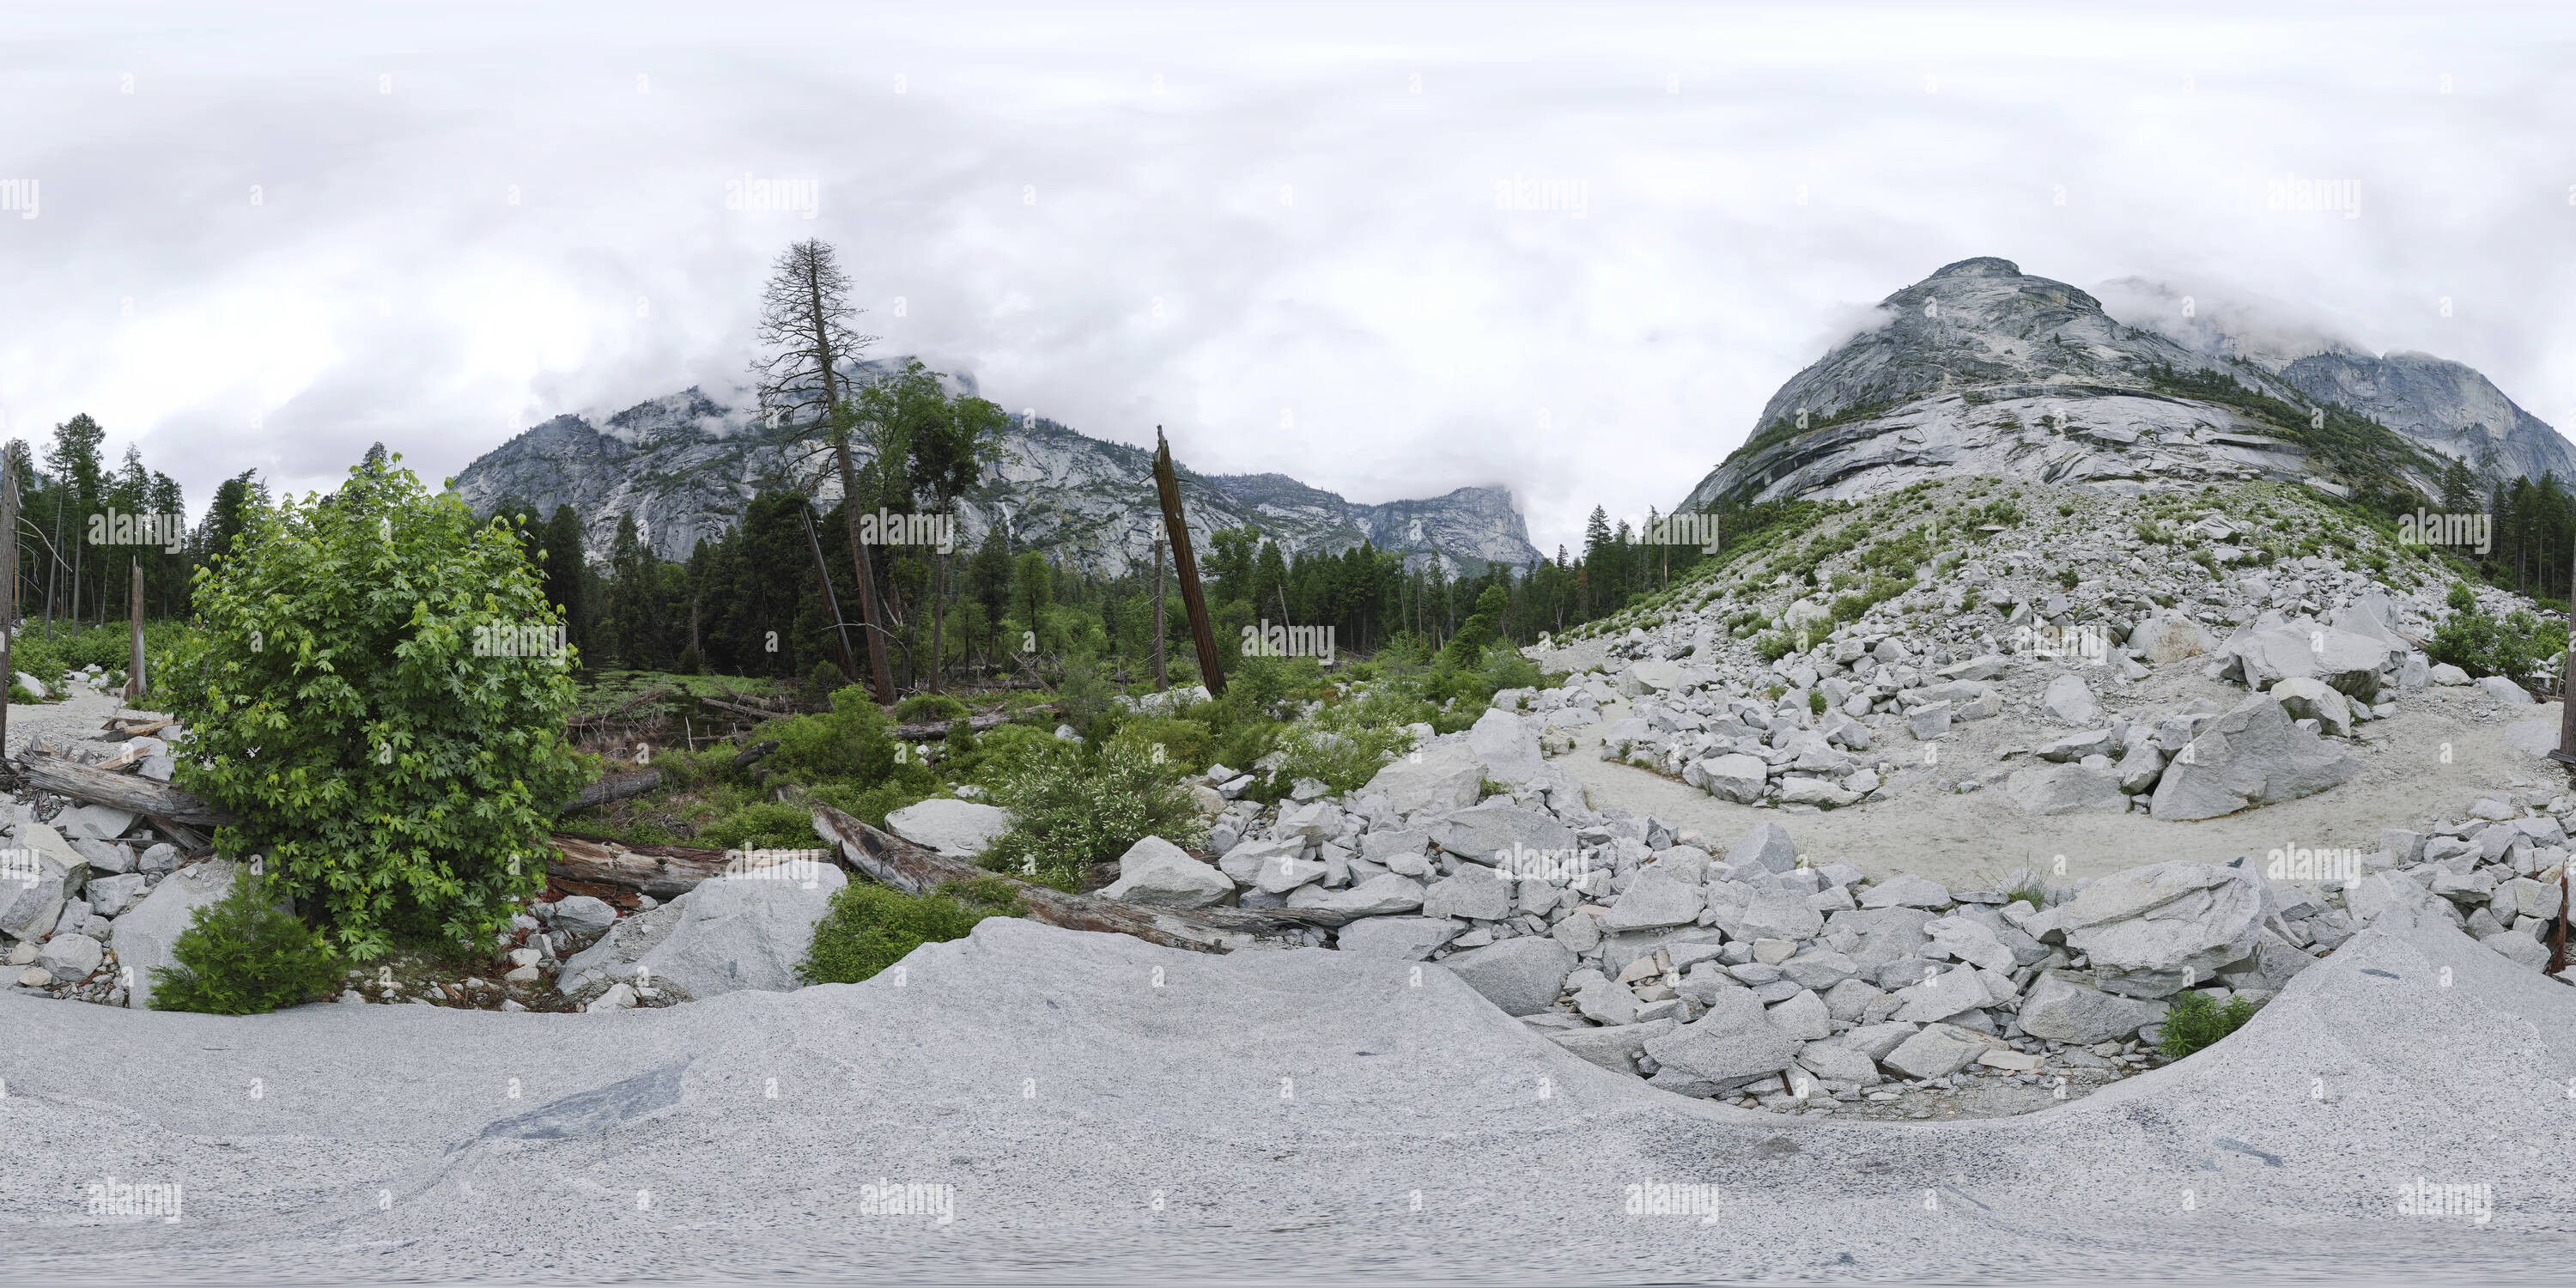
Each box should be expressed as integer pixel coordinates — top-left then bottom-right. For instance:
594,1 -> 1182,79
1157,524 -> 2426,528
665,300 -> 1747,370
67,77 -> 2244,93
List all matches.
544,834 -> 737,900
556,738 -> 781,817
810,804 -> 1350,953
701,696 -> 800,720
19,749 -> 239,827
568,686 -> 673,728
890,708 -> 1056,741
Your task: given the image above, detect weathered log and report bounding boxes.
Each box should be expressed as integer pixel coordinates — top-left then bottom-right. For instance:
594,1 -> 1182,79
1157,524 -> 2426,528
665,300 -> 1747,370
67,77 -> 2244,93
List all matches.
19,749 -> 239,826
890,708 -> 1056,741
544,834 -> 738,900
701,696 -> 801,720
811,804 -> 1348,954
556,738 -> 781,817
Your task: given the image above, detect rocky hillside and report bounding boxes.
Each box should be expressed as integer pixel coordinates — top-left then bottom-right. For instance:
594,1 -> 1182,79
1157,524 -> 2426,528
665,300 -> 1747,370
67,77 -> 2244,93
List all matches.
1678,258 -> 2573,513
448,362 -> 1542,578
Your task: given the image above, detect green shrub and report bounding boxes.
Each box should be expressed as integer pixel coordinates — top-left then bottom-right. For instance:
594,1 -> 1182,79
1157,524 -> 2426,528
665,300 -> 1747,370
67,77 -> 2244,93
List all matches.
1807,690 -> 1827,715
149,865 -> 344,1014
161,453 -> 584,960
2446,581 -> 2476,612
691,799 -> 821,851
1108,716 -> 1216,775
809,659 -> 848,696
981,741 -> 1207,889
797,878 -> 1023,985
2158,991 -> 2257,1059
1753,631 -> 1795,662
893,693 -> 969,724
769,685 -> 930,787
2429,607 -> 2566,681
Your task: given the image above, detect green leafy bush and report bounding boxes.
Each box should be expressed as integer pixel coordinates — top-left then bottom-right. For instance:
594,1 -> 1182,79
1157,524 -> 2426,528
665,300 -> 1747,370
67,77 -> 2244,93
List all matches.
809,659 -> 848,696
149,865 -> 344,1014
981,741 -> 1207,889
1107,716 -> 1215,775
2445,581 -> 2476,612
769,685 -> 931,787
893,693 -> 969,724
2158,991 -> 2257,1059
797,878 -> 1023,985
2429,607 -> 2566,681
161,453 -> 585,960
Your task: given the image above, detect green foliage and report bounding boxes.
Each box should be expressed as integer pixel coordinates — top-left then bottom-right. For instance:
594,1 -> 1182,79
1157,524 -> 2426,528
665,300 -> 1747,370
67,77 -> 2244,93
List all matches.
2002,879 -> 2046,910
796,877 -> 1023,985
2446,582 -> 2476,612
1108,716 -> 1216,775
2429,607 -> 2565,681
149,865 -> 344,1015
980,741 -> 1207,889
769,684 -> 932,788
2158,991 -> 2257,1059
893,693 -> 969,724
1807,690 -> 1827,715
161,453 -> 585,961
1272,690 -> 1434,793
809,659 -> 848,696
1753,631 -> 1795,662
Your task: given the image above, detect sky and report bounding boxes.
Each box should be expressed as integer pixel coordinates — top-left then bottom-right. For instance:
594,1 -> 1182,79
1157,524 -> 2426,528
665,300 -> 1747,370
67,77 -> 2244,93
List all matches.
5,1 -> 2575,556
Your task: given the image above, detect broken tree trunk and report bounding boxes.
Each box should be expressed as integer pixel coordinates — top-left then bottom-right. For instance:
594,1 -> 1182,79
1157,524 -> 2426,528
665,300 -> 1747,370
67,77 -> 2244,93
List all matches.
19,748 -> 240,827
0,444 -> 15,760
557,738 -> 781,816
890,707 -> 1057,741
1151,427 -> 1225,698
544,834 -> 737,900
811,804 -> 1347,953
1152,535 -> 1168,691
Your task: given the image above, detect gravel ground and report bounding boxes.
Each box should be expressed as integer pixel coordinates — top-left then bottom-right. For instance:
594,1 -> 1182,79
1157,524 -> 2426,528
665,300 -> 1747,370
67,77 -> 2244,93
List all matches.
0,902 -> 2567,1283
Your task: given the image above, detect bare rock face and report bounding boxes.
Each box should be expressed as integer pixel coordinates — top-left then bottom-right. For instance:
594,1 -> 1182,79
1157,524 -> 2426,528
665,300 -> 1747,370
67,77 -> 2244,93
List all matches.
2021,860 -> 2268,998
2148,694 -> 2359,821
450,361 -> 1540,579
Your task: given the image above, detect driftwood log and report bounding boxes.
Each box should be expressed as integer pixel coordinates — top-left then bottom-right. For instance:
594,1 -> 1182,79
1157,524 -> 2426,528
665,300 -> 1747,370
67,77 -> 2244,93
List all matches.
544,834 -> 738,901
19,750 -> 240,827
556,738 -> 781,817
811,803 -> 1348,953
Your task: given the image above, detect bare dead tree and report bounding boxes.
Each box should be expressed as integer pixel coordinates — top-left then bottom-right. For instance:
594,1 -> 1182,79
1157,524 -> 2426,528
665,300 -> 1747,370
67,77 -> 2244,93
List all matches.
751,239 -> 896,704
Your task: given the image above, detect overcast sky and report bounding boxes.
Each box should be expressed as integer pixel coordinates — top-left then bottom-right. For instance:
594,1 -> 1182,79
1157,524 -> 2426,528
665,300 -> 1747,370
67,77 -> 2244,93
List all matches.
6,1 -> 2574,556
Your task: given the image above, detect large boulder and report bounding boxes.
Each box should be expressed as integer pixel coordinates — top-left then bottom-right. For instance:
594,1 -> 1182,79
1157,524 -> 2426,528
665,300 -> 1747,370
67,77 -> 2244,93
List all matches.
0,826 -> 86,941
1597,868 -> 1704,932
1433,801 -> 1576,866
2017,971 -> 2170,1042
107,858 -> 236,1010
562,863 -> 848,999
1287,874 -> 1427,916
1466,709 -> 1546,785
1363,742 -> 1488,815
1098,835 -> 1235,909
1692,754 -> 1769,805
2148,694 -> 2359,821
1334,916 -> 1462,960
884,799 -> 1014,859
1420,863 -> 1515,921
2041,675 -> 2101,726
2269,677 -> 2350,738
2222,625 -> 2391,698
1436,936 -> 1575,1015
2004,761 -> 2126,815
1707,886 -> 1823,942
1725,823 -> 1799,875
2127,613 -> 2212,665
2024,860 -> 2267,998
1641,987 -> 1798,1088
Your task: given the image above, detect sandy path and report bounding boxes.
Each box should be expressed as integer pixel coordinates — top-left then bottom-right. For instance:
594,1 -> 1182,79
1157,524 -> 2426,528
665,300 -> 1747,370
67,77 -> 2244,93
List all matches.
1559,680 -> 2563,889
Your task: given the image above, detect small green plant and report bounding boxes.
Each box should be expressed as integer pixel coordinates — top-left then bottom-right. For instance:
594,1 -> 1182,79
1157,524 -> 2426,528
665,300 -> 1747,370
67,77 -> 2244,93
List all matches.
1808,690 -> 1827,715
2158,991 -> 2257,1059
2445,581 -> 2476,612
809,659 -> 849,696
797,877 -> 1023,985
2057,567 -> 2081,590
2002,878 -> 2046,910
149,866 -> 344,1015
